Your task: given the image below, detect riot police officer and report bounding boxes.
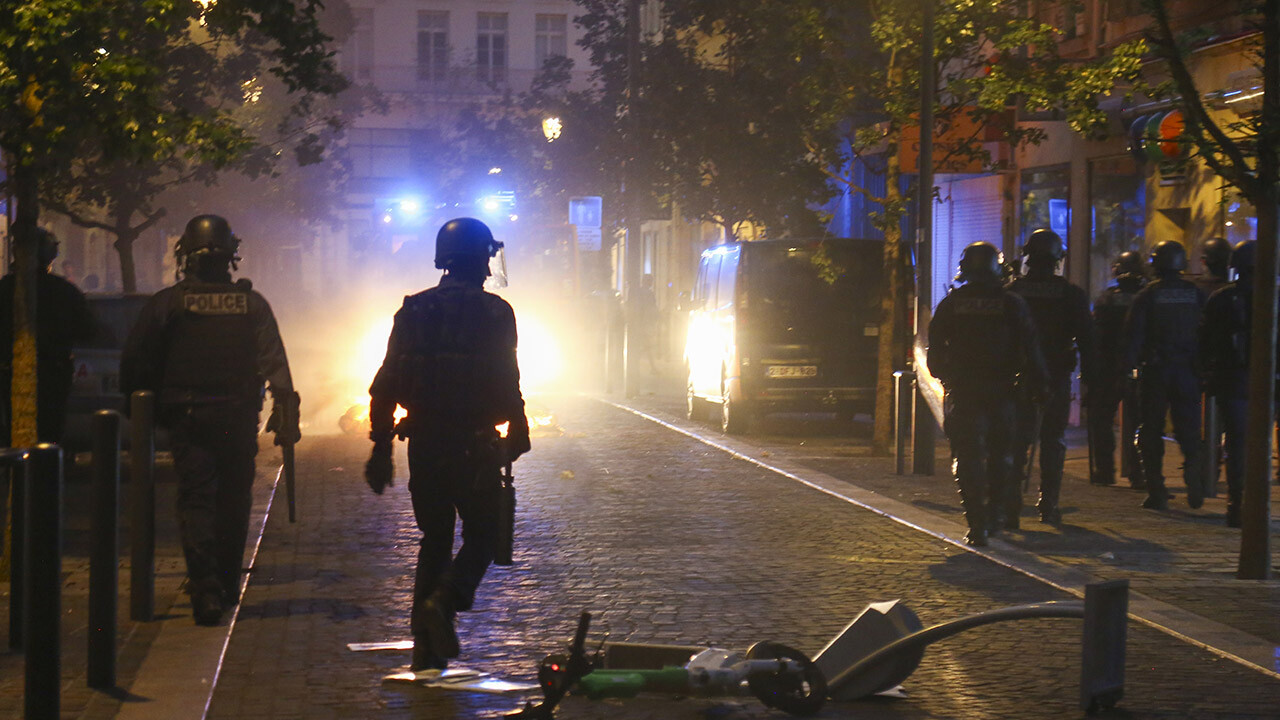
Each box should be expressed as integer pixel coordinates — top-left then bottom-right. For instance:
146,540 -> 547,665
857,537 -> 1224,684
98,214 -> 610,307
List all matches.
121,215 -> 298,625
1006,229 -> 1095,524
1199,241 -> 1273,526
1088,251 -> 1146,487
365,217 -> 530,672
1,228 -> 94,443
1123,240 -> 1206,510
1196,237 -> 1233,298
930,242 -> 1047,546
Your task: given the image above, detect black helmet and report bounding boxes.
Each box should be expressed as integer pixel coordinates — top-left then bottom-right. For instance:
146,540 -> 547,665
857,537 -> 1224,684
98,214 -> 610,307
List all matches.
1149,240 -> 1188,274
1022,229 -> 1066,262
956,242 -> 1003,283
36,228 -> 59,267
1112,250 -> 1144,279
1202,237 -> 1232,273
1230,240 -> 1256,275
177,215 -> 239,260
434,217 -> 503,270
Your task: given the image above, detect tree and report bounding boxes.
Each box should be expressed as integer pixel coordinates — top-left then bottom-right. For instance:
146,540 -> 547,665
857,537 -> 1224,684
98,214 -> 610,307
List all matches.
33,1 -> 361,293
580,0 -> 1141,450
1140,0 -> 1280,579
1,0 -> 342,449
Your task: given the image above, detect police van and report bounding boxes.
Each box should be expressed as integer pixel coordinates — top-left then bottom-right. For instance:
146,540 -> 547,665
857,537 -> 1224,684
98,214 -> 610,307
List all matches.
684,238 -> 883,433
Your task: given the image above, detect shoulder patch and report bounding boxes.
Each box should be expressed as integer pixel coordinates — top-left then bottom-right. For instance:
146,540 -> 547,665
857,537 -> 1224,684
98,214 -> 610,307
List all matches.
184,292 -> 249,315
1154,288 -> 1199,305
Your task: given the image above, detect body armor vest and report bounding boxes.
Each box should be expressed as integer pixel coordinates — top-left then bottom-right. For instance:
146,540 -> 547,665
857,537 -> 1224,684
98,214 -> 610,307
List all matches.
161,281 -> 258,401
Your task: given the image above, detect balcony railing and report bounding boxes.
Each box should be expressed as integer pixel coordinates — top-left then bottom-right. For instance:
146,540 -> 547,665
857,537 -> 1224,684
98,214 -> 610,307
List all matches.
346,64 -> 594,97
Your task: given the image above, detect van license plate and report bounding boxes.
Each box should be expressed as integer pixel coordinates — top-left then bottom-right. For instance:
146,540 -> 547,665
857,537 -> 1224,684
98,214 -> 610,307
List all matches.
766,365 -> 817,378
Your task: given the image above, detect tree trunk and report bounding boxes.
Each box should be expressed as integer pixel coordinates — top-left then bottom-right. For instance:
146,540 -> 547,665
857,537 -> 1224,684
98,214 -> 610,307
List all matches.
1237,0 -> 1279,579
8,160 -> 40,449
873,153 -> 906,453
113,222 -> 140,294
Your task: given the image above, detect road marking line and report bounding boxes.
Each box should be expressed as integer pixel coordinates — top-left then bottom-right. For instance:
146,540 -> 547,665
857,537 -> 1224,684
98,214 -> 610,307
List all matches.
604,398 -> 1280,682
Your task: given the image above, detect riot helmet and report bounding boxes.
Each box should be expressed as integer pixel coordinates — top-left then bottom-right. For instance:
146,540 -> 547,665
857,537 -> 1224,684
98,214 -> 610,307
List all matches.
1149,240 -> 1188,275
176,214 -> 240,279
434,217 -> 503,274
1022,228 -> 1066,263
1112,251 -> 1144,279
36,228 -> 59,268
1229,240 -> 1256,281
956,241 -> 1004,284
1201,237 -> 1232,277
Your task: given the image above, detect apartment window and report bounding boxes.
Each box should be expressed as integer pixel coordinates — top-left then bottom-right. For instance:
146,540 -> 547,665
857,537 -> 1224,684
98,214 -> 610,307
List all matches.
476,12 -> 508,83
345,8 -> 375,81
417,11 -> 449,81
535,14 -> 567,70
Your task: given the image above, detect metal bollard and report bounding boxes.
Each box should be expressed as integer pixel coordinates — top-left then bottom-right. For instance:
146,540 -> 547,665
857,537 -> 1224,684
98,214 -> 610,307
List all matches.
894,371 -> 915,475
130,391 -> 156,621
1203,395 -> 1220,499
1080,579 -> 1129,712
7,458 -> 25,651
89,410 -> 120,689
24,444 -> 63,720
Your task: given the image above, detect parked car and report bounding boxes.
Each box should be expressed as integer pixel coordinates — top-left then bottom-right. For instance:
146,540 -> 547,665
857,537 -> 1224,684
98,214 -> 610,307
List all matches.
684,238 -> 883,433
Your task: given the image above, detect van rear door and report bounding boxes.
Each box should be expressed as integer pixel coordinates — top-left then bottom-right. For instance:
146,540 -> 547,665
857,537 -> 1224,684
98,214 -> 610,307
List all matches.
740,240 -> 880,400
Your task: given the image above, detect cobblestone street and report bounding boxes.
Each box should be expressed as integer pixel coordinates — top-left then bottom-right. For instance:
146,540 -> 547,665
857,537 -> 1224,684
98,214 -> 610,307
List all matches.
202,394 -> 1280,719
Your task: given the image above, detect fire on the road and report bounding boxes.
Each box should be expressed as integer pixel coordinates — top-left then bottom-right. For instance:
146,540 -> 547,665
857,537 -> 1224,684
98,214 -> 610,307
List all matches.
337,307 -> 563,437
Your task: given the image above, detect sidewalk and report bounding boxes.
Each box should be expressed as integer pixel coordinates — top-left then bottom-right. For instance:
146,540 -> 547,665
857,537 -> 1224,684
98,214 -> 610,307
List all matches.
0,444 -> 280,720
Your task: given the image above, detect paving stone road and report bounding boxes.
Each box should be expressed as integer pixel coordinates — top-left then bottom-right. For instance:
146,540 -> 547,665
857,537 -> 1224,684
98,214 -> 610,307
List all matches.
205,394 -> 1280,720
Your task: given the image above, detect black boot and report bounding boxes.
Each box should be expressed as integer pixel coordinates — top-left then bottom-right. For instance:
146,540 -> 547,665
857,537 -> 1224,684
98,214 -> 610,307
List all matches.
1037,473 -> 1062,524
416,592 -> 460,660
411,636 -> 448,672
1226,490 -> 1242,528
190,578 -> 225,626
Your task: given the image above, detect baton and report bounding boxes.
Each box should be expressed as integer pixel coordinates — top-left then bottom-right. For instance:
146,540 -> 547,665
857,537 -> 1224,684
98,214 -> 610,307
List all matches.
283,443 -> 297,523
495,463 -> 515,566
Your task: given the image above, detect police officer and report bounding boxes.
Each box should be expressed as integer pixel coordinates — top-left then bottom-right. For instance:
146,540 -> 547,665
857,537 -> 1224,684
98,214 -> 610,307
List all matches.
1,228 -> 95,444
121,215 -> 298,625
1006,229 -> 1095,524
1199,241 -> 1275,527
1123,240 -> 1206,510
1088,251 -> 1146,487
365,217 -> 530,672
930,242 -> 1047,546
1196,237 -> 1233,298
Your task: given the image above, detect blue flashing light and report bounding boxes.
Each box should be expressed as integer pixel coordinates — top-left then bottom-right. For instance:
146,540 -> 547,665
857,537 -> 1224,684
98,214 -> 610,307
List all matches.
398,197 -> 422,216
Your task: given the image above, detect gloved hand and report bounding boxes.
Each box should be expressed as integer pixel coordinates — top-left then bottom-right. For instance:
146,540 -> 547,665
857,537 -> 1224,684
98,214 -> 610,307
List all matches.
266,390 -> 302,446
504,431 -> 531,464
365,442 -> 394,495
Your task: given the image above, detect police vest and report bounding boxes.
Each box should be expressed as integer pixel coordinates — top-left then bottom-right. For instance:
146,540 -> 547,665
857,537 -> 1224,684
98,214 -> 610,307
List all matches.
161,281 -> 259,400
397,286 -> 507,427
1008,276 -> 1081,374
1140,279 -> 1202,364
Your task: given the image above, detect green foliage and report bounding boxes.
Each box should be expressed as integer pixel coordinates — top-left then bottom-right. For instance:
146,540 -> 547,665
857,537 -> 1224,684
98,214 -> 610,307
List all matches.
0,0 -> 352,290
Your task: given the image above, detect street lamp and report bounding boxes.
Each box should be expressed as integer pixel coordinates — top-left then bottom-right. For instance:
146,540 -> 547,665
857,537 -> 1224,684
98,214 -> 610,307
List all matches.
542,116 -> 563,142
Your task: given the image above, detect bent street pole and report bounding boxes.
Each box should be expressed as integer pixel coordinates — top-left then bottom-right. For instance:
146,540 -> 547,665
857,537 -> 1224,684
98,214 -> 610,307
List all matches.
913,0 -> 937,475
1238,2 -> 1279,580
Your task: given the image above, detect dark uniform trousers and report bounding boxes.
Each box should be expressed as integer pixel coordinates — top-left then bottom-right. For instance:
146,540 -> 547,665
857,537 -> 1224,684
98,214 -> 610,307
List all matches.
408,434 -> 502,635
945,387 -> 1017,532
168,402 -> 260,599
1087,372 -> 1128,481
1138,360 -> 1203,493
1014,373 -> 1072,512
